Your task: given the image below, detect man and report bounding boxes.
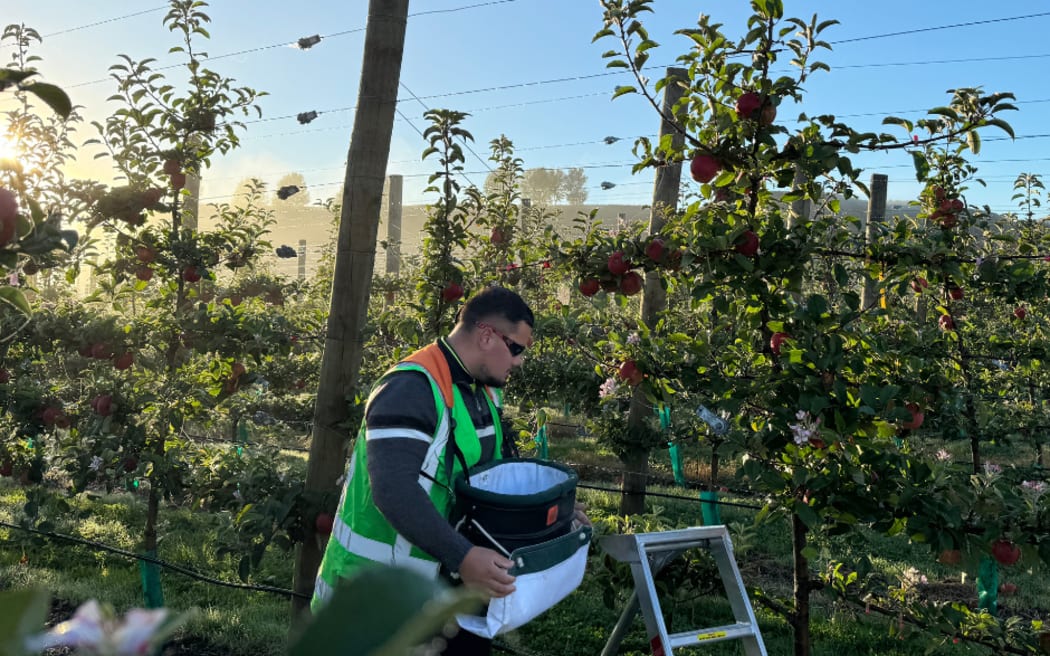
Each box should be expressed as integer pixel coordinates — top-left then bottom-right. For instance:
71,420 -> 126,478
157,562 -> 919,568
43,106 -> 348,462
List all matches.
313,286 -> 535,655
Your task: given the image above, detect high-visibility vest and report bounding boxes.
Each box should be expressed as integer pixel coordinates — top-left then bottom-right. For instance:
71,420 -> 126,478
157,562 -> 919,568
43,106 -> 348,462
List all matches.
311,343 -> 504,611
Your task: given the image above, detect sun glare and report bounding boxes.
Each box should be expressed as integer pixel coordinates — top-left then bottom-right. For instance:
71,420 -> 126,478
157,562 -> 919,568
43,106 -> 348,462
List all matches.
0,134 -> 19,164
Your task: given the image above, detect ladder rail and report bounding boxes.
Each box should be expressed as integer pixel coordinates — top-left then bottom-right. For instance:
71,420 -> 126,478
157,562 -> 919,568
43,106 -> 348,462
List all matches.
600,525 -> 767,656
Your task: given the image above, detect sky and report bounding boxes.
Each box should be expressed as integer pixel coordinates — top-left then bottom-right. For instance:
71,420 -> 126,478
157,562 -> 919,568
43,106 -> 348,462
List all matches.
4,0 -> 1050,217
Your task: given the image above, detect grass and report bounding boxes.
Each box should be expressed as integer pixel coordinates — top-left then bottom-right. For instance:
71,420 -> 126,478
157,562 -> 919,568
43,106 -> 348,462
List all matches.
3,427 -> 1050,656
0,481 -> 294,655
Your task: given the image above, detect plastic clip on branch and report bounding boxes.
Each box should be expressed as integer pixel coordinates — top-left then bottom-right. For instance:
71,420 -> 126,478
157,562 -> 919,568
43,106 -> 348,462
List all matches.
696,405 -> 729,435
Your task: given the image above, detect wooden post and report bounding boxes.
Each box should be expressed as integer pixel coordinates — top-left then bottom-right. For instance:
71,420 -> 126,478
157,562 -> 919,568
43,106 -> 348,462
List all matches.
183,170 -> 200,231
298,239 -> 307,281
386,174 -> 402,276
862,174 -> 888,311
621,68 -> 687,516
788,165 -> 810,228
291,0 -> 410,616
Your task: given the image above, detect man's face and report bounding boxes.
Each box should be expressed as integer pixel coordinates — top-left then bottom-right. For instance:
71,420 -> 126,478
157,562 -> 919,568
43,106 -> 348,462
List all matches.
475,320 -> 532,387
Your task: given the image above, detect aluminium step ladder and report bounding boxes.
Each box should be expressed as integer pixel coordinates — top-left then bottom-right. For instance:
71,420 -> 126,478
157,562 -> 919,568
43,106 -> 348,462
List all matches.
599,525 -> 766,656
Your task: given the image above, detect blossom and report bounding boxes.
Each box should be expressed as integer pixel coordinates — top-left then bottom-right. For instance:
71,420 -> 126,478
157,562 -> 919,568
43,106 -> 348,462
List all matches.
935,449 -> 951,462
25,600 -> 177,656
598,377 -> 620,399
789,410 -> 821,446
983,462 -> 1002,475
89,455 -> 104,472
1022,480 -> 1047,496
626,332 -> 640,345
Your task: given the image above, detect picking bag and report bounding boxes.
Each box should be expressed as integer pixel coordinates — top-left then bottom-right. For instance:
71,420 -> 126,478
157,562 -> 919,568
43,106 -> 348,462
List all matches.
452,458 -> 578,552
450,458 -> 590,637
456,526 -> 592,638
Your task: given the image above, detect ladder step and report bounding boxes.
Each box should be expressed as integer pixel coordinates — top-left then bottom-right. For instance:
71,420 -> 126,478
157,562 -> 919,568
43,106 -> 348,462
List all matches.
667,622 -> 757,648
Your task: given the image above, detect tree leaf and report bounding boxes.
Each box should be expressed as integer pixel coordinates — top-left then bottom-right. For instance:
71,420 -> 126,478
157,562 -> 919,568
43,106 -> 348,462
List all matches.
20,82 -> 72,119
910,151 -> 929,182
0,287 -> 31,316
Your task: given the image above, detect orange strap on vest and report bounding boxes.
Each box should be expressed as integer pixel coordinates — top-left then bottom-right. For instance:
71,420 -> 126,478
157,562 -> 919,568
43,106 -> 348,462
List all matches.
402,343 -> 455,409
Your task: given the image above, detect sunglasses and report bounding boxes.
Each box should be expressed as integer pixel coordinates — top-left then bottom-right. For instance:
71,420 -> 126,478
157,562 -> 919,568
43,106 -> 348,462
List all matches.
475,321 -> 528,357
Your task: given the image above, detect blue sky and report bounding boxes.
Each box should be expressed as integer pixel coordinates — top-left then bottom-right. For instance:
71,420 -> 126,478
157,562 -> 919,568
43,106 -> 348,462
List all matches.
4,0 -> 1050,215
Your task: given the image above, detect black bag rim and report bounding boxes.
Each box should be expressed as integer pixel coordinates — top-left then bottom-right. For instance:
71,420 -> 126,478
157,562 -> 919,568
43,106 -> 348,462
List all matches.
454,457 -> 578,508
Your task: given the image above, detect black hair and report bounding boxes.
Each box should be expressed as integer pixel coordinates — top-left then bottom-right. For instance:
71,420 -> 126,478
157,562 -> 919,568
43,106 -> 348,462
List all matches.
459,286 -> 534,329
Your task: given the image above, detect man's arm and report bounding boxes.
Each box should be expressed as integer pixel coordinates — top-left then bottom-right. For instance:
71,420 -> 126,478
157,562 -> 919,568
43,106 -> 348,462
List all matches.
366,372 -> 475,571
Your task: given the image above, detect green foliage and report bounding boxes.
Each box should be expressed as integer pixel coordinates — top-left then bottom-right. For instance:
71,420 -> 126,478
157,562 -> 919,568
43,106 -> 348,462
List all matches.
0,587 -> 48,656
289,567 -> 482,656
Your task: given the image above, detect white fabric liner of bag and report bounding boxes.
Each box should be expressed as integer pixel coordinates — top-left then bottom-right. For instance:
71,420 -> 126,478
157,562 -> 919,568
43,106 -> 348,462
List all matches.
456,526 -> 592,638
466,459 -> 573,495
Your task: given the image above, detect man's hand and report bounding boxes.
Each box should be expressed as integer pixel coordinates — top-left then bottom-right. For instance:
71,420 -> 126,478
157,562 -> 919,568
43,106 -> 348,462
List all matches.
573,501 -> 592,528
458,546 -> 516,598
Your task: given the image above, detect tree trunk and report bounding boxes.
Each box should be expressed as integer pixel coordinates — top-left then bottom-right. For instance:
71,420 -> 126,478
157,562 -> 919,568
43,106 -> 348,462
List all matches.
291,0 -> 411,617
792,512 -> 811,656
620,442 -> 649,515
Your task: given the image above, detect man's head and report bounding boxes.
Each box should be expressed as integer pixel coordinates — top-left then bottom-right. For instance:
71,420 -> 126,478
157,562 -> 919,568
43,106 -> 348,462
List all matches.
449,286 -> 534,387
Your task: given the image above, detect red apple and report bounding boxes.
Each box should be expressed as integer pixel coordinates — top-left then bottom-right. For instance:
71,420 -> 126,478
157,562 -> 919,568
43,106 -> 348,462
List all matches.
1014,306 -> 1027,320
938,315 -> 955,331
619,271 -> 643,296
141,188 -> 164,207
490,227 -> 506,244
991,538 -> 1021,566
315,512 -> 335,535
113,352 -> 134,371
735,230 -> 760,257
911,277 -> 928,293
999,582 -> 1018,597
162,158 -> 181,175
770,332 -> 790,356
123,456 -> 139,473
690,153 -> 721,184
607,251 -> 630,276
231,362 -> 246,379
91,394 -> 114,417
41,406 -> 62,426
938,549 -> 962,566
617,360 -> 644,386
440,282 -> 464,303
644,238 -> 665,263
170,172 -> 186,191
902,402 -> 924,430
135,245 -> 156,263
735,92 -> 762,120
0,369 -> 9,384
948,286 -> 964,301
0,460 -> 12,477
135,266 -> 153,282
579,278 -> 600,297
182,265 -> 202,283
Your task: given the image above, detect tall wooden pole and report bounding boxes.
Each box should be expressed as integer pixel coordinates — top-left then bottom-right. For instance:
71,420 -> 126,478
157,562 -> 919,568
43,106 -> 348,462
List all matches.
620,68 -> 686,516
862,173 -> 888,311
291,0 -> 411,616
386,175 -> 403,276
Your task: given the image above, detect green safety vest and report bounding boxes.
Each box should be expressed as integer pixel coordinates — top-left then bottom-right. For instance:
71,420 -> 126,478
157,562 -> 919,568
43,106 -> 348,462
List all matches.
311,344 -> 504,611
